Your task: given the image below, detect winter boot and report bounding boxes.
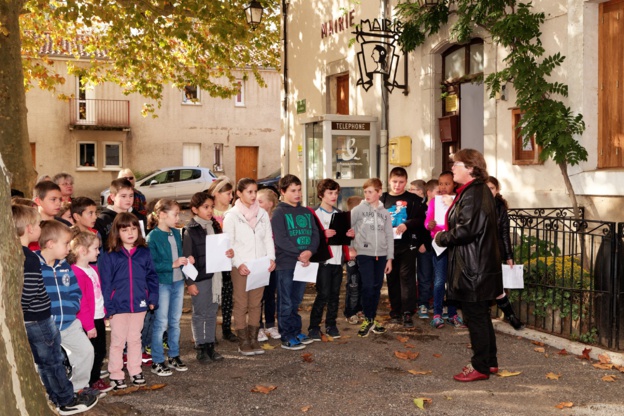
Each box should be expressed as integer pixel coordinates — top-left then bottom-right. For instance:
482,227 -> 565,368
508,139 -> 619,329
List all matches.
237,328 -> 254,356
206,342 -> 223,361
248,326 -> 265,355
196,344 -> 209,364
496,295 -> 524,330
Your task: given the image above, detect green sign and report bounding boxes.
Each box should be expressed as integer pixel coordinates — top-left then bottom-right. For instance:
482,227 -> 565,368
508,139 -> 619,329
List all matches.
296,99 -> 306,114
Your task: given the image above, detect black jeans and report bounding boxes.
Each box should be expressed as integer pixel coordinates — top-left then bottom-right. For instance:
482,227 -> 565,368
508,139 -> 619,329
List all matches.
343,261 -> 362,317
387,244 -> 417,317
89,318 -> 107,385
461,300 -> 497,374
309,263 -> 343,329
260,270 -> 278,328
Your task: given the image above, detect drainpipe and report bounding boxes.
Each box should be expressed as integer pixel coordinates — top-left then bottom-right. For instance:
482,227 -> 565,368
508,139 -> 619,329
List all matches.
282,0 -> 290,175
379,0 -> 389,188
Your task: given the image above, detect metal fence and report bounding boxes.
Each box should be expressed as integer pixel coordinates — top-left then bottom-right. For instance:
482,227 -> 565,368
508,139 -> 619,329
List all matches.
504,207 -> 623,351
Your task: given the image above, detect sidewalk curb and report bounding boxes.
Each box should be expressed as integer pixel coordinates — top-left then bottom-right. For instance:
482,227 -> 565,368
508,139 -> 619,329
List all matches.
492,319 -> 624,366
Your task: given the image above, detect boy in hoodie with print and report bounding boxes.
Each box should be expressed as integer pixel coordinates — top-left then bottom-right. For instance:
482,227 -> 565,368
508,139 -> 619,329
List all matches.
350,178 -> 394,337
271,174 -> 320,351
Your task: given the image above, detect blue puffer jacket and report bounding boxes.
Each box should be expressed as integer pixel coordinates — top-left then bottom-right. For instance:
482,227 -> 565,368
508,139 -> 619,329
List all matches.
99,246 -> 159,317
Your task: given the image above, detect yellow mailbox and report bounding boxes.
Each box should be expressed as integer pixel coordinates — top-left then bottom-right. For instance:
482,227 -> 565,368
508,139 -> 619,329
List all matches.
389,136 -> 411,166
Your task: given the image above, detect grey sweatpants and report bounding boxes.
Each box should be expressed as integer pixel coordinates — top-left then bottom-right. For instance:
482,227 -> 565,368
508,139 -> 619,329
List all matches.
191,279 -> 219,345
61,319 -> 94,391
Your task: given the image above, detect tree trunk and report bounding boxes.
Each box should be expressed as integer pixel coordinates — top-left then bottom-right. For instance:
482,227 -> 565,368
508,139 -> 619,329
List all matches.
557,161 -> 581,220
0,0 -> 36,197
0,2 -> 55,414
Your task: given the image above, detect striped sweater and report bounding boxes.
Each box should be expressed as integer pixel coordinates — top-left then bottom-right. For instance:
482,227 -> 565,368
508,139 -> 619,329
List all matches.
21,246 -> 51,322
36,251 -> 81,331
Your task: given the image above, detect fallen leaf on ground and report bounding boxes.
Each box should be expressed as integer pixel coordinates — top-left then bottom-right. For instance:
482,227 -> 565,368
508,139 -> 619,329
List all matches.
602,375 -> 617,382
341,335 -> 351,339
110,386 -> 141,395
497,370 -> 522,377
531,340 -> 545,346
579,348 -> 592,360
413,397 -> 432,410
546,372 -> 561,380
408,370 -> 432,375
557,349 -> 569,355
321,333 -> 333,342
141,384 -> 166,391
301,353 -> 314,363
182,307 -> 192,313
251,385 -> 277,394
261,343 -> 275,350
554,402 -> 573,409
598,353 -> 611,364
593,363 -> 613,370
397,335 -> 409,343
395,351 -> 420,360
301,405 -> 312,413
433,353 -> 442,358
534,347 -> 545,353
405,343 -> 416,349
615,365 -> 624,373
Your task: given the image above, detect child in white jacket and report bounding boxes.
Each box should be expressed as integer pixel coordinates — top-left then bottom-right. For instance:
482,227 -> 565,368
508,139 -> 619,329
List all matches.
223,178 -> 276,356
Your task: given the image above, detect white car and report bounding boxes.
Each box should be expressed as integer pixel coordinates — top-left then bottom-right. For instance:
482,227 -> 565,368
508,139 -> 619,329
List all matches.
101,166 -> 218,206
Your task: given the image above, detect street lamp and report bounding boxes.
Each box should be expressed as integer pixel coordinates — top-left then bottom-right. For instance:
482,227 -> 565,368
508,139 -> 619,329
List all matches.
417,0 -> 439,7
245,1 -> 264,28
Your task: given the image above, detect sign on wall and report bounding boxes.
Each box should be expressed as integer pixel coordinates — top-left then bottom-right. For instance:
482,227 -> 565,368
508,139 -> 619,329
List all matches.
353,19 -> 408,94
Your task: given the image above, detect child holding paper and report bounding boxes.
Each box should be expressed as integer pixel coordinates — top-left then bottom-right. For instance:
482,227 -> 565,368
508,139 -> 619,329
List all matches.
223,179 -> 276,356
183,192 -> 233,363
146,199 -> 192,376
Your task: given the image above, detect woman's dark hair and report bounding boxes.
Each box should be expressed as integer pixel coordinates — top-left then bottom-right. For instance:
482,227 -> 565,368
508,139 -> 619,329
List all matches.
486,176 -> 509,209
453,148 -> 488,181
373,44 -> 388,71
278,174 -> 301,193
236,178 -> 257,194
190,192 -> 214,210
108,212 -> 147,252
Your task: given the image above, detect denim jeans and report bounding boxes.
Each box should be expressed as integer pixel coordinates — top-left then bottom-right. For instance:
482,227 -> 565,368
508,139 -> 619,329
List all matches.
357,255 -> 386,321
276,269 -> 307,340
141,309 -> 155,350
343,261 -> 362,318
309,263 -> 343,329
417,249 -> 434,308
25,316 -> 74,407
151,280 -> 185,363
432,251 -> 456,317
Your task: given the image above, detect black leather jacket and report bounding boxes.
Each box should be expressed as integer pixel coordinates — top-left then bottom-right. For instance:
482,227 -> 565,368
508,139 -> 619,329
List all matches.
495,197 -> 513,261
435,180 -> 503,302
182,218 -> 220,284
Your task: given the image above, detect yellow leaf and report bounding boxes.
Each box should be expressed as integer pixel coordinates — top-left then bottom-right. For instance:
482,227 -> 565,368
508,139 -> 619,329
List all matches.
593,363 -> 613,370
534,347 -> 545,353
261,343 -> 275,350
251,385 -> 277,394
497,370 -> 522,377
413,397 -> 432,410
554,402 -> 573,409
546,372 -> 561,380
408,370 -> 432,375
301,405 -> 312,412
598,353 -> 612,364
602,375 -> 617,382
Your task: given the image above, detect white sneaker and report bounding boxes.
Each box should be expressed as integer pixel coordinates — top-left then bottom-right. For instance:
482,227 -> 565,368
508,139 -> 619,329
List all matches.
257,328 -> 269,342
264,326 -> 281,339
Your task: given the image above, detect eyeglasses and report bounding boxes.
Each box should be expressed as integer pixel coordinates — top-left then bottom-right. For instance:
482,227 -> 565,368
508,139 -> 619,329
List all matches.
123,176 -> 135,180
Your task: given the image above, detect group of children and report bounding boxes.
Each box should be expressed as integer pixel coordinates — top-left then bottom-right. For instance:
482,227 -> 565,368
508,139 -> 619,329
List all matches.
14,167 -> 521,414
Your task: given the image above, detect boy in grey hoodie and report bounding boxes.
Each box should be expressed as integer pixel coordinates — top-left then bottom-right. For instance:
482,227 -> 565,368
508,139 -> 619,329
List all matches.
350,178 -> 394,337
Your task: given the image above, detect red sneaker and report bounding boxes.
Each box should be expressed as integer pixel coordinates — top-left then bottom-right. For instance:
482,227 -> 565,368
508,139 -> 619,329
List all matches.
91,378 -> 113,393
142,352 -> 153,366
489,367 -> 499,374
453,364 -> 489,382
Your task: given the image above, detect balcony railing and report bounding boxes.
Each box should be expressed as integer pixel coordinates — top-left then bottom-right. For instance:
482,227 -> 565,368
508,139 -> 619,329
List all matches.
69,98 -> 130,130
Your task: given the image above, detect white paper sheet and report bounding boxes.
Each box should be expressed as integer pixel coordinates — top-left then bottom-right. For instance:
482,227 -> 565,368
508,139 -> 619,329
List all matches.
502,264 -> 524,289
244,257 -> 271,291
182,263 -> 199,281
205,234 -> 232,273
431,239 -> 447,256
392,227 -> 403,239
293,261 -> 319,283
139,220 -> 146,238
434,195 -> 454,225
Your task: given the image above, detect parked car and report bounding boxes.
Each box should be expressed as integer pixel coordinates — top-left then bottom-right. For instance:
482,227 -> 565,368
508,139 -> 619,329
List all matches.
101,166 -> 218,206
257,168 -> 281,195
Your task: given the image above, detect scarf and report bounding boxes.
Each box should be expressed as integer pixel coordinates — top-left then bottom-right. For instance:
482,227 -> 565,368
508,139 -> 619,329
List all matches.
235,198 -> 260,229
193,215 -> 223,304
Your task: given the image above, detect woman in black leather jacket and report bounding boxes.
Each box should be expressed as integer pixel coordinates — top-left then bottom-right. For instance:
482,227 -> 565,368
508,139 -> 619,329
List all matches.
486,177 -> 523,331
435,149 -> 502,382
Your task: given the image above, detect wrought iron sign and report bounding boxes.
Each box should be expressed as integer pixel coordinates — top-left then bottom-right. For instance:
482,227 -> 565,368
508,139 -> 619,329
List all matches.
353,19 -> 408,94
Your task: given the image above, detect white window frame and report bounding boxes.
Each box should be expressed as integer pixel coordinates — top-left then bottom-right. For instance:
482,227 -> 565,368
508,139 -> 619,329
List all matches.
182,85 -> 201,105
234,80 -> 245,107
102,142 -> 123,170
213,143 -> 224,172
76,141 -> 97,171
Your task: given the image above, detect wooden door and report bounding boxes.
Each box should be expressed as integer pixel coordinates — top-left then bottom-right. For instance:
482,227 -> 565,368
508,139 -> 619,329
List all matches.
599,0 -> 624,168
235,146 -> 259,182
337,74 -> 349,115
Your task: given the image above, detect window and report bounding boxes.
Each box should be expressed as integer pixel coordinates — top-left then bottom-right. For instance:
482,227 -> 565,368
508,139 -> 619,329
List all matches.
179,169 -> 202,181
182,85 -> 201,104
511,108 -> 542,165
183,143 -> 201,166
214,143 -> 224,172
103,142 -> 122,169
77,142 -> 97,168
234,80 -> 245,107
143,170 -> 175,186
442,39 -> 484,82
